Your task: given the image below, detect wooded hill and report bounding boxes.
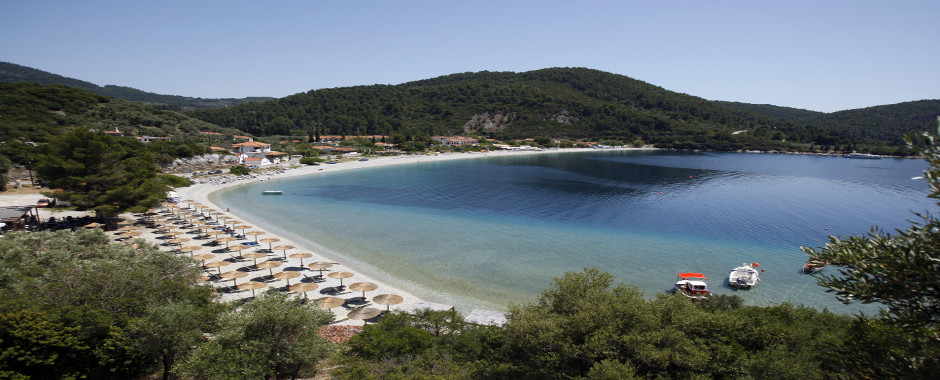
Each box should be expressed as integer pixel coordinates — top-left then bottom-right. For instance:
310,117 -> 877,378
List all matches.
0,82 -> 243,166
0,61 -> 273,112
186,68 -> 940,151
720,99 -> 940,146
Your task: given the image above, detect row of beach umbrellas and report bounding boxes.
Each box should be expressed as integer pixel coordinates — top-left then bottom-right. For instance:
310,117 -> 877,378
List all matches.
128,200 -> 405,323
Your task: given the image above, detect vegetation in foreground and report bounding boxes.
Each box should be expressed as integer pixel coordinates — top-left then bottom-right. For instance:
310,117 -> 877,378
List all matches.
0,229 -> 335,380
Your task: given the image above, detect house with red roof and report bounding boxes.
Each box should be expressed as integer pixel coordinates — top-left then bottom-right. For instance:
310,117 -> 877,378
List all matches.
230,141 -> 286,166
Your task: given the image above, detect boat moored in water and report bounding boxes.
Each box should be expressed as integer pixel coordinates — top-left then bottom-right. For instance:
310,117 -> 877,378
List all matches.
261,190 -> 283,195
675,272 -> 710,299
844,152 -> 881,159
802,261 -> 826,274
728,263 -> 760,288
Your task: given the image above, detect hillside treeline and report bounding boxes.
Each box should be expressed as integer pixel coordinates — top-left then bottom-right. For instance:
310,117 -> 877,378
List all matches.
722,99 -> 940,146
186,68 -> 818,151
185,68 -> 937,152
0,82 -> 243,167
0,61 -> 273,111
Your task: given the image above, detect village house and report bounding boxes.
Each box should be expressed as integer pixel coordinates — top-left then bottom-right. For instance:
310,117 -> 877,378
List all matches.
432,136 -> 477,147
230,141 -> 287,166
319,135 -> 344,143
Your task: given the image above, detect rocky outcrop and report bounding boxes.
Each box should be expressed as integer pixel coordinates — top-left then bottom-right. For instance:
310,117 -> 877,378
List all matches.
463,112 -> 516,134
166,154 -> 239,172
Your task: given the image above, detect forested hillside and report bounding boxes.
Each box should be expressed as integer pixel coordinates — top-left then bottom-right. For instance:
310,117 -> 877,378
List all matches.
188,68 -> 822,151
0,82 -> 243,166
721,100 -> 940,145
0,61 -> 273,111
716,101 -> 825,124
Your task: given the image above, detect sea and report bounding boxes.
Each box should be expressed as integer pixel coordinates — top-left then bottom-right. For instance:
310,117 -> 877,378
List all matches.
210,150 -> 933,315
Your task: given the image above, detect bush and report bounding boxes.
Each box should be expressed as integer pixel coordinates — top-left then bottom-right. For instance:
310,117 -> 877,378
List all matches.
228,165 -> 251,175
156,174 -> 192,188
299,157 -> 322,165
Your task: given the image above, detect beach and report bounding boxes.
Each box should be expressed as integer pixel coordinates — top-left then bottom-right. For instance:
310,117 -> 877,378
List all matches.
174,148 -> 637,322
1,147 -> 643,325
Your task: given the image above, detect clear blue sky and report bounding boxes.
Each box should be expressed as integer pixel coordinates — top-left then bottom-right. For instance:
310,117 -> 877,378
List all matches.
3,0 -> 937,112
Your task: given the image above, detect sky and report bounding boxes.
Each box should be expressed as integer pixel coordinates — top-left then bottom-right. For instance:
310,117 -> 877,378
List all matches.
2,0 -> 938,113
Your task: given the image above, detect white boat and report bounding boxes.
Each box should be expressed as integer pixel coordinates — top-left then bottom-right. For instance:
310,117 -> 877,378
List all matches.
675,272 -> 711,299
261,190 -> 283,195
844,152 -> 880,159
728,263 -> 760,288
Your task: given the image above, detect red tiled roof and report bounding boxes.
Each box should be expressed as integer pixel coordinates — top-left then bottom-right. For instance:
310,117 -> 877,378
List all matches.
232,141 -> 271,148
243,157 -> 263,162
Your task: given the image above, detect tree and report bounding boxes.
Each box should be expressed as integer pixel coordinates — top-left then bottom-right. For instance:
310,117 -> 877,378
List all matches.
130,302 -> 224,380
0,229 -> 213,378
228,164 -> 251,175
0,309 -> 85,379
174,292 -> 334,379
35,127 -> 167,216
0,155 -> 11,191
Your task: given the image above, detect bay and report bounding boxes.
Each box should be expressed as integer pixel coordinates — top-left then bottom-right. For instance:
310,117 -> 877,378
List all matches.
211,150 -> 932,314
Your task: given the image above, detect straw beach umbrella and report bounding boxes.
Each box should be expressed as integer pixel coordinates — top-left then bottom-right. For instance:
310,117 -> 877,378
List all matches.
327,271 -> 354,289
237,281 -> 267,297
273,271 -> 301,287
308,262 -> 333,277
272,244 -> 294,259
373,294 -> 404,311
219,270 -> 248,287
178,245 -> 202,257
288,283 -> 318,299
347,308 -> 382,324
191,253 -> 215,264
242,251 -> 267,266
245,230 -> 265,242
289,252 -> 313,267
316,297 -> 345,310
256,260 -> 283,277
349,282 -> 378,300
227,244 -> 251,259
215,236 -> 238,248
204,260 -> 231,275
259,237 -> 280,251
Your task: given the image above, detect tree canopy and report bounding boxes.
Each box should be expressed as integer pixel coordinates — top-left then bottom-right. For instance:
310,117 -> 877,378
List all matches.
35,127 -> 169,215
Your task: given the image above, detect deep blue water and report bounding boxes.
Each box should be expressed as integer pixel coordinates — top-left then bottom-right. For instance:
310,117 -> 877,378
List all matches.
211,150 -> 932,313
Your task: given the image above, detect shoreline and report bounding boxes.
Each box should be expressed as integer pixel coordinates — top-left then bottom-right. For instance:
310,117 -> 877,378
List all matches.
177,147 -> 651,314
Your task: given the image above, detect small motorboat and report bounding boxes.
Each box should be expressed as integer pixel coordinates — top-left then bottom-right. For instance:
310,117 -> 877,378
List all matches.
802,261 -> 825,274
675,272 -> 711,299
261,190 -> 283,195
728,263 -> 760,288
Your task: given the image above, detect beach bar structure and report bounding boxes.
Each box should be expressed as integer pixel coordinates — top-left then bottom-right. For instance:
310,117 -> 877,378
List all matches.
0,206 -> 39,232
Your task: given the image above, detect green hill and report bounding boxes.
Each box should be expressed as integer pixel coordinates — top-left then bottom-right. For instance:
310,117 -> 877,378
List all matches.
0,82 -> 243,141
720,100 -> 940,145
0,61 -> 274,111
188,67 -> 828,151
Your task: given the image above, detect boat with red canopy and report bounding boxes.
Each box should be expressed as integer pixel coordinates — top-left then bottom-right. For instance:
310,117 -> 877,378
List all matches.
675,272 -> 711,299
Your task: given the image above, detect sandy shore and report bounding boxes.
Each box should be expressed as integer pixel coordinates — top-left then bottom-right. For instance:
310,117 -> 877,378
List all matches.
2,147 -> 648,325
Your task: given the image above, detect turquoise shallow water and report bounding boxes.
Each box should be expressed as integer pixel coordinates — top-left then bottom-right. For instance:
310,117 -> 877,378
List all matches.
211,151 -> 932,314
